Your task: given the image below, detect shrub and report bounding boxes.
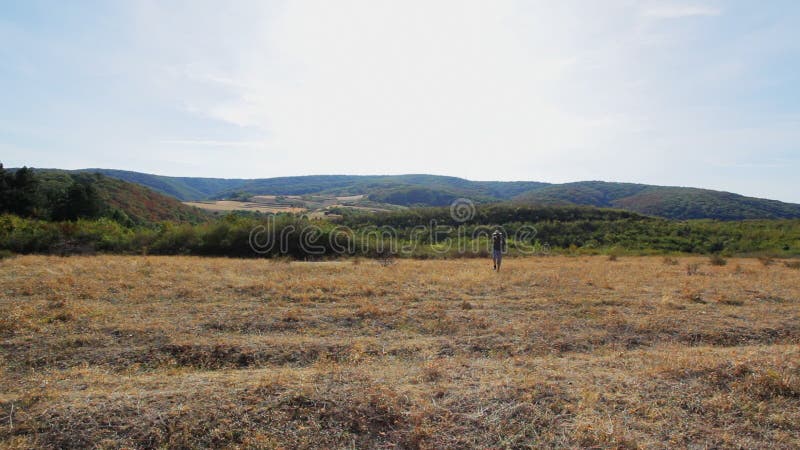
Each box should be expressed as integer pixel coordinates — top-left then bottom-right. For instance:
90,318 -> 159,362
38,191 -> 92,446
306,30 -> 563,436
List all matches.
784,261 -> 800,270
686,263 -> 700,276
662,257 -> 679,266
709,254 -> 727,266
151,223 -> 201,254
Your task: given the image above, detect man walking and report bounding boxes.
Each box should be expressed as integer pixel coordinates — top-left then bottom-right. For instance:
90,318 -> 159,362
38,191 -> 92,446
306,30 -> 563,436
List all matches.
491,229 -> 505,271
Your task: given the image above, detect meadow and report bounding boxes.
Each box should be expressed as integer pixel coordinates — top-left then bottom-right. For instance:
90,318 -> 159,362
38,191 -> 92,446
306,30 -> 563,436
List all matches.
0,255 -> 798,448
183,194 -> 390,217
183,200 -> 306,214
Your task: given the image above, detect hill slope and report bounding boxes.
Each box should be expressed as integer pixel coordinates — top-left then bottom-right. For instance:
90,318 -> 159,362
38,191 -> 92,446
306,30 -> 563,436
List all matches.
80,169 -> 248,201
18,170 -> 207,223
90,175 -> 208,223
82,170 -> 548,204
80,169 -> 800,220
513,181 -> 800,220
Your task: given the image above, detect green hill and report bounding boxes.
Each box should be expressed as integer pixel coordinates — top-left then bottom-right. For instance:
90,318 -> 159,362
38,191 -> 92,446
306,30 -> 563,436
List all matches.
82,170 -> 548,203
79,169 -> 248,201
513,181 -> 800,220
89,175 -> 207,223
76,169 -> 800,220
2,167 -> 207,224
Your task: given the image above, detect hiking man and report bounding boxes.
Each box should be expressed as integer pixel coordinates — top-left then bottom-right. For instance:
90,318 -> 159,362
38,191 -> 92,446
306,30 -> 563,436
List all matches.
491,229 -> 506,271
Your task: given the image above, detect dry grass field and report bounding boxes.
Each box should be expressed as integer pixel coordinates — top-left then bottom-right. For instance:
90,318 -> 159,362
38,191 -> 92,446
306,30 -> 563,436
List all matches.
1,255 -> 798,449
183,201 -> 306,214
184,195 -> 388,216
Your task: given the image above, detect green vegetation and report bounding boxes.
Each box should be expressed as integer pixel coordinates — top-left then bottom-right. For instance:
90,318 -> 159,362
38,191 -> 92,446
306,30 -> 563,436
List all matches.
0,165 -> 40,217
79,168 -> 249,200
2,204 -> 798,258
367,186 -> 461,206
3,165 -> 799,258
84,170 -> 548,202
514,181 -> 800,220
85,169 -> 800,220
338,205 -> 800,256
0,166 -> 206,225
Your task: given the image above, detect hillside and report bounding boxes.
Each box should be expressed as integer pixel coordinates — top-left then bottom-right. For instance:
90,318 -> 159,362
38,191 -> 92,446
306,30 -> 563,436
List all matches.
80,168 -> 248,201
513,181 -> 800,221
3,168 -> 207,224
80,169 -> 800,221
82,170 -> 547,204
89,175 -> 208,223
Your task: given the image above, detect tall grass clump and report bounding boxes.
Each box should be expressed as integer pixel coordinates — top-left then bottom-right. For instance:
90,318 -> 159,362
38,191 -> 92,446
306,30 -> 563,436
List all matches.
709,254 -> 727,266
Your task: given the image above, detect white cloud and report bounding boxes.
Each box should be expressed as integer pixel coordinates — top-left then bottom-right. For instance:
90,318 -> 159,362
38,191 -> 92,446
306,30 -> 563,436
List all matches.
10,0 -> 793,201
144,0 -> 656,179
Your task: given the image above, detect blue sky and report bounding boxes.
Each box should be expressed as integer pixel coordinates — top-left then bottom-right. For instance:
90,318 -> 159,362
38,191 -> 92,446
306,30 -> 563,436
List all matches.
1,1 -> 799,202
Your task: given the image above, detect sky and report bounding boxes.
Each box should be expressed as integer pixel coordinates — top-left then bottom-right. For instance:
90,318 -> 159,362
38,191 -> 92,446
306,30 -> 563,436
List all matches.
1,1 -> 799,202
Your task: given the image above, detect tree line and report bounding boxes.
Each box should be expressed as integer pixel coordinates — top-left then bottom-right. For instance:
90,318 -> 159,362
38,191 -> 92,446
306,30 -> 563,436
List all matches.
1,211 -> 798,258
0,165 -> 102,221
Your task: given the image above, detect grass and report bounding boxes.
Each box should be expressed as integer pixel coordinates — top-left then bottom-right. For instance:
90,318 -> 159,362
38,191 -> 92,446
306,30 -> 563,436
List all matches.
1,255 -> 799,448
662,256 -> 679,266
183,200 -> 306,214
184,193 -> 393,216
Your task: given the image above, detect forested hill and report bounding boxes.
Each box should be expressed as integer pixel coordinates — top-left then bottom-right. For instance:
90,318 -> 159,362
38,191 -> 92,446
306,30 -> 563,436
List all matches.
79,169 -> 548,203
512,181 -> 800,221
78,169 -> 249,201
80,169 -> 800,221
1,167 -> 206,224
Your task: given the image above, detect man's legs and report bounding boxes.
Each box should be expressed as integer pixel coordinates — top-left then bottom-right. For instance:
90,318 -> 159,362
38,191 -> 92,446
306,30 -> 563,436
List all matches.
496,252 -> 502,271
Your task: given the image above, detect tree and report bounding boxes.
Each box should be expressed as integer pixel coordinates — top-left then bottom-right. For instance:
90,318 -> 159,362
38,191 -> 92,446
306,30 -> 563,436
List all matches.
0,166 -> 40,217
52,179 -> 102,221
0,163 -> 7,205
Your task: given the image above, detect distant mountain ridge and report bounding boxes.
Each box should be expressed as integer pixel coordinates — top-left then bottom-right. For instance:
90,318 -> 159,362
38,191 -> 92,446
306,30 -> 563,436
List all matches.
512,181 -> 800,221
77,169 -> 800,221
79,170 -> 548,202
80,169 -> 247,201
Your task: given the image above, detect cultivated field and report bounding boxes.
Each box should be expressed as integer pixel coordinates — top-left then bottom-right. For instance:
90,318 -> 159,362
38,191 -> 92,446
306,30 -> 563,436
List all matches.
0,256 -> 798,448
183,200 -> 306,214
184,194 -> 391,216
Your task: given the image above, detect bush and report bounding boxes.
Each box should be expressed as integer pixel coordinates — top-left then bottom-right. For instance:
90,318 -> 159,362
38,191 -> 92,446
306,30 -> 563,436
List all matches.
1,209 -> 800,259
150,223 -> 201,254
0,249 -> 14,259
709,254 -> 727,266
